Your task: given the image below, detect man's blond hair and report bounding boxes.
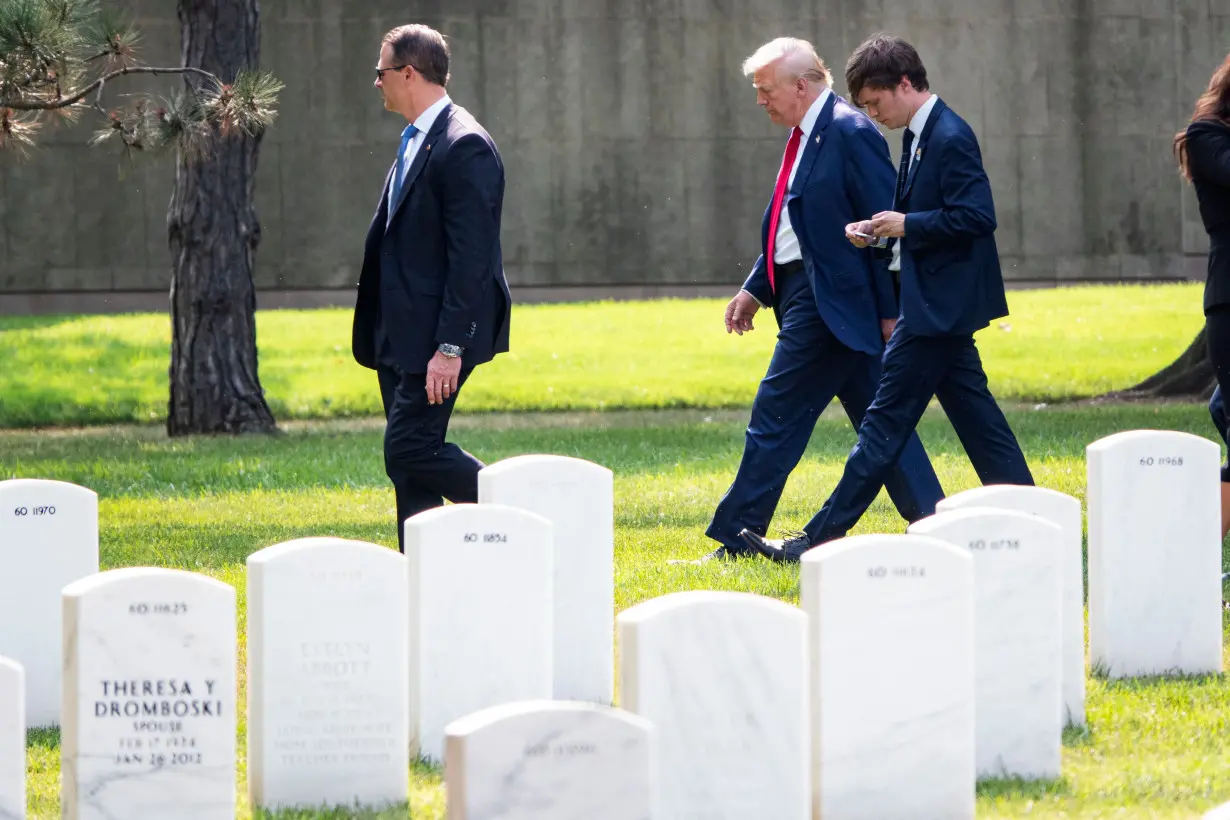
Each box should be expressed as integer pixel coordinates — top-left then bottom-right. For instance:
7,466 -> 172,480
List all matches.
742,37 -> 833,86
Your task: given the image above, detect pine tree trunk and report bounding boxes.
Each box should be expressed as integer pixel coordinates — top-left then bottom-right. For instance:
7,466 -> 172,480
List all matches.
166,0 -> 276,436
1103,328 -> 1218,400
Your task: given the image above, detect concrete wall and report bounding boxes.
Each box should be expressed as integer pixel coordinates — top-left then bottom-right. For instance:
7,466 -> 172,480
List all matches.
1,0 -> 1226,312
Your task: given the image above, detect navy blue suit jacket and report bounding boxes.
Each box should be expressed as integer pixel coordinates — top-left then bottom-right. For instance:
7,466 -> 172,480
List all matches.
892,98 -> 1008,337
742,93 -> 898,357
352,103 -> 512,374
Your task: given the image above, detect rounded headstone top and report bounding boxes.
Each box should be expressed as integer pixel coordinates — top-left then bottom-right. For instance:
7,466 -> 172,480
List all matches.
1204,801 -> 1230,820
246,536 -> 398,566
799,533 -> 971,565
1086,428 -> 1219,454
444,699 -> 652,738
0,477 -> 98,499
617,589 -> 803,625
403,501 -> 553,529
909,506 -> 1063,536
479,454 -> 613,480
61,566 -> 235,598
937,483 -> 1080,510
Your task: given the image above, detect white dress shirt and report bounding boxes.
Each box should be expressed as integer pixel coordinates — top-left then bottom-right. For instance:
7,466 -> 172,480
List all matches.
889,93 -> 939,272
388,93 -> 452,216
772,87 -> 832,266
742,89 -> 832,307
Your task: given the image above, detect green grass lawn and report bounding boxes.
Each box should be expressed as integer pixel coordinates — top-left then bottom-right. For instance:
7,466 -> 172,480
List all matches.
2,283 -> 1227,817
0,282 -> 1207,428
5,402 -> 1230,819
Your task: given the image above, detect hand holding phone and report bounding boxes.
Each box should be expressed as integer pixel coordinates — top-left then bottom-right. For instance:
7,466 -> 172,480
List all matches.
846,221 -> 878,248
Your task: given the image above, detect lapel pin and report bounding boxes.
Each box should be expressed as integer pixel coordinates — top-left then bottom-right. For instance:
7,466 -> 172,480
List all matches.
915,147 -> 922,159
815,135 -> 821,143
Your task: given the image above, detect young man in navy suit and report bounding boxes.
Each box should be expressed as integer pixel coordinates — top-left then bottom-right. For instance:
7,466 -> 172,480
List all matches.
742,33 -> 1033,563
680,37 -> 944,564
352,24 -> 512,551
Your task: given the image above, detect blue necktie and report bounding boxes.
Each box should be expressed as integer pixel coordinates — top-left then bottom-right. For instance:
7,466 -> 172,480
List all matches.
391,123 -> 420,206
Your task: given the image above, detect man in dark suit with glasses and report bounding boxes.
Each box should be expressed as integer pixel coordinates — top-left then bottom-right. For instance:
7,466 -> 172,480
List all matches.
353,23 -> 512,551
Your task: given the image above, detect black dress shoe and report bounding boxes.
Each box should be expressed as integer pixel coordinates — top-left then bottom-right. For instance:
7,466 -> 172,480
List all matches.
666,545 -> 748,565
737,529 -> 813,563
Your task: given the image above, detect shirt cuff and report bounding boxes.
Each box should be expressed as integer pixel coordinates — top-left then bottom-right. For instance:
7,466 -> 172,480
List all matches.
742,288 -> 767,309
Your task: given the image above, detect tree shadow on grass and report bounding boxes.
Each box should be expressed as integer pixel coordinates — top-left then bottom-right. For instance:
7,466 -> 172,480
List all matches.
0,315 -> 85,332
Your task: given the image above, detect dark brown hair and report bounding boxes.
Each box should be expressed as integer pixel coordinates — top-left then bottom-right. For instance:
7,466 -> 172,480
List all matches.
1175,52 -> 1230,181
844,33 -> 929,105
382,24 -> 450,87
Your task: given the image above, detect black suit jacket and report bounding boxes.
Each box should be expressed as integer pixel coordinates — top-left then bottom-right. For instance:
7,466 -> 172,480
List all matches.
1187,119 -> 1230,313
352,102 -> 512,373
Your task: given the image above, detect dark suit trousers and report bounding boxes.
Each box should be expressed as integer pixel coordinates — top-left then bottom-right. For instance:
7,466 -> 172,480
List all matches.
803,321 -> 1034,545
706,272 -> 944,552
378,365 -> 484,551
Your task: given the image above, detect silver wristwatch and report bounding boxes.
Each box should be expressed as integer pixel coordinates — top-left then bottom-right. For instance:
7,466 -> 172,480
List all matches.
438,343 -> 464,358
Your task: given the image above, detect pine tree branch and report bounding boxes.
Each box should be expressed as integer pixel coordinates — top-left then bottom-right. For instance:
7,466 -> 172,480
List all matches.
1,64 -> 216,110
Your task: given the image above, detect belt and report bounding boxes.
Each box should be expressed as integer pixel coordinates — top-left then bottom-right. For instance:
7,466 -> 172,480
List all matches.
774,259 -> 805,278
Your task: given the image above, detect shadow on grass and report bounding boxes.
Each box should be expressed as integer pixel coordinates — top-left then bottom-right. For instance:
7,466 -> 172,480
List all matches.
0,315 -> 84,332
977,774 -> 1070,801
1088,661 -> 1227,688
102,523 -> 399,570
246,756 -> 441,817
1062,722 -> 1095,747
27,726 -> 60,751
255,804 -> 410,819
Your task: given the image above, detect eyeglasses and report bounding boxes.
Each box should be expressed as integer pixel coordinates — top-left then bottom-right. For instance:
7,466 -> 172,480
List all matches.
375,64 -> 412,80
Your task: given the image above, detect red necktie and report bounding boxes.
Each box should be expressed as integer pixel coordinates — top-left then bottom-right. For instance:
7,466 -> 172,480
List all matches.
765,126 -> 803,294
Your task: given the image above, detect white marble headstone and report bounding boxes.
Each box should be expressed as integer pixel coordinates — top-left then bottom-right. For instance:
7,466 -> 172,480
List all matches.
1086,430 -> 1222,677
909,508 -> 1063,780
405,504 -> 553,763
617,590 -> 809,819
444,700 -> 653,819
478,455 -> 614,705
802,534 -> 974,820
246,537 -> 410,812
1205,800 -> 1230,819
936,484 -> 1087,727
0,656 -> 23,820
61,568 -> 236,820
0,479 -> 99,728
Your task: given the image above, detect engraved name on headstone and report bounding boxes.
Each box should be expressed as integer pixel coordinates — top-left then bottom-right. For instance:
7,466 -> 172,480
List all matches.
247,537 -> 410,812
61,568 -> 236,820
